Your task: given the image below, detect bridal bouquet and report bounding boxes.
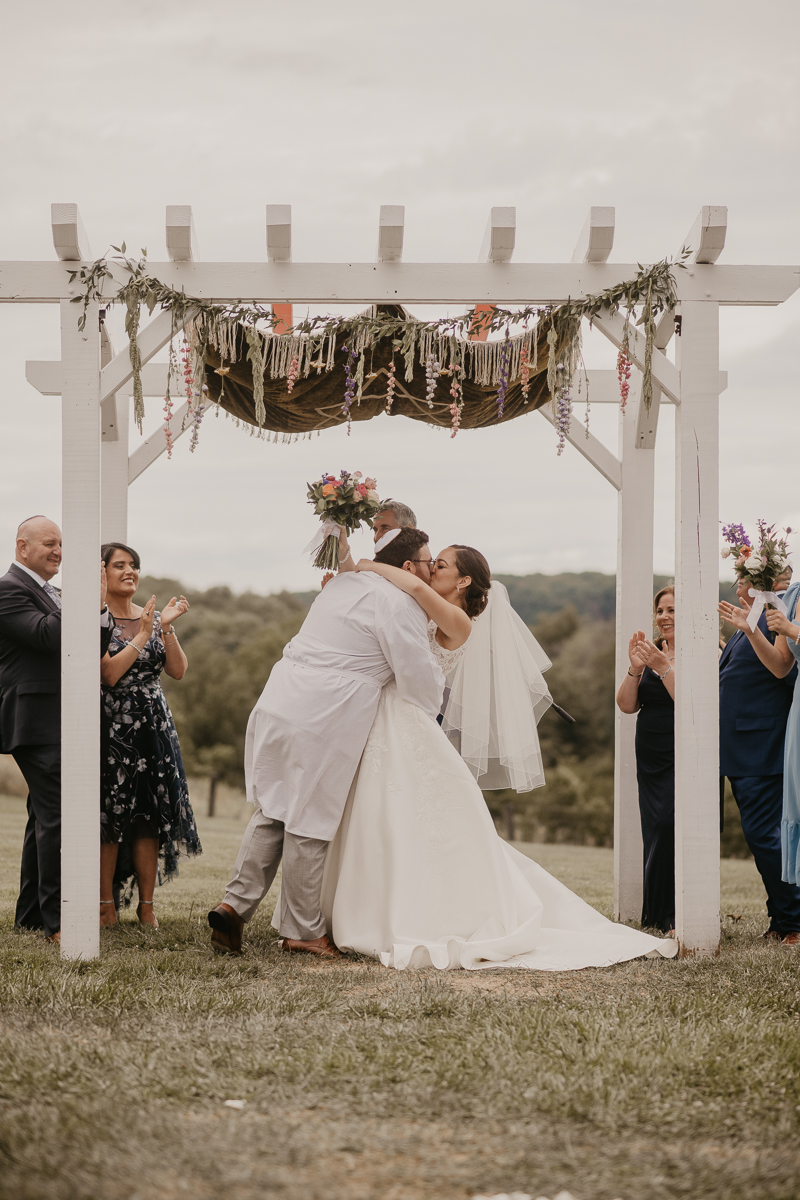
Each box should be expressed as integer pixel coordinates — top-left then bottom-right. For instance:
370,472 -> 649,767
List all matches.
306,471 -> 382,570
721,519 -> 793,630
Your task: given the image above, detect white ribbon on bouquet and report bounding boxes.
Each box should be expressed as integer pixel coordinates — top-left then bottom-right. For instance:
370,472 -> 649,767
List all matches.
746,587 -> 789,631
303,519 -> 344,561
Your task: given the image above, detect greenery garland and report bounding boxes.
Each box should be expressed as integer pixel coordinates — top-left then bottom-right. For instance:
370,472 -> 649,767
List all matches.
68,246 -> 688,442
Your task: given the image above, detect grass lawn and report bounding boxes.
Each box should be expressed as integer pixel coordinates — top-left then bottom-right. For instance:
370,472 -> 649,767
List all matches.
1,792 -> 800,1200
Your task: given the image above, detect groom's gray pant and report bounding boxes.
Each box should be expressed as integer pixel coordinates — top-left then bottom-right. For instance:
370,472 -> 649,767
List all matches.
223,808 -> 328,942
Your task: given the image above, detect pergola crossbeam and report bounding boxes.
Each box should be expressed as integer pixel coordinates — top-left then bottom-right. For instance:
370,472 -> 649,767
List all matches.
591,309 -> 682,405
166,205 -> 198,262
538,401 -> 621,490
685,205 -> 728,265
377,205 -> 405,263
51,203 -> 91,262
479,207 -> 516,264
266,205 -> 292,263
99,308 -> 196,402
4,261 -> 796,306
571,206 -> 615,264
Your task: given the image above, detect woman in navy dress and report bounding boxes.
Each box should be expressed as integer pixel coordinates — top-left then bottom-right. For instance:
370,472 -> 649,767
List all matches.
616,586 -> 676,934
99,542 -> 201,928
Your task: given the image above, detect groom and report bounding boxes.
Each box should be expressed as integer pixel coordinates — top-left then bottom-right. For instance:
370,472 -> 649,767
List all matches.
208,527 -> 444,958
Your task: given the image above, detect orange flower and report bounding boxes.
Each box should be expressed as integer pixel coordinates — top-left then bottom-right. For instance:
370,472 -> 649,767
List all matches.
322,483 -> 336,497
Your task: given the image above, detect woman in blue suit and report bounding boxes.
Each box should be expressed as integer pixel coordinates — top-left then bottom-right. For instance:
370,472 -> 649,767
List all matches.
721,578 -> 800,889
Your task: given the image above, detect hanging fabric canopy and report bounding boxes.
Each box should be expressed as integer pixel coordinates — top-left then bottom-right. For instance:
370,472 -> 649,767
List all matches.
203,305 -> 553,435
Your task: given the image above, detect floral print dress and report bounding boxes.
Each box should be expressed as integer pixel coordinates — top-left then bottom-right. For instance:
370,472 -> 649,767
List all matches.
101,611 -> 201,901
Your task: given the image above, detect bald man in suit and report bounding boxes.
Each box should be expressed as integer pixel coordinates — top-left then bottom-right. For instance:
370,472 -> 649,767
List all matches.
0,516 -> 113,944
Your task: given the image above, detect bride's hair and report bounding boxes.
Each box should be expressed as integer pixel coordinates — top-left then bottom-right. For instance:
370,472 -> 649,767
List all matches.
449,546 -> 491,619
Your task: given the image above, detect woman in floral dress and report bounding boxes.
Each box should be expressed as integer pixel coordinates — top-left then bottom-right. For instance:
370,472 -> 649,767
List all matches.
99,542 -> 201,928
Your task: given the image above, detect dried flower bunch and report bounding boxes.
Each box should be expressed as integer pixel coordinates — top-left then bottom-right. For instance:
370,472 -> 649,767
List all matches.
69,245 -> 687,452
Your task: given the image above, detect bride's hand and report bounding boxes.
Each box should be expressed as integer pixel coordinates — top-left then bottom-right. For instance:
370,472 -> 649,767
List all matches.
355,559 -> 376,573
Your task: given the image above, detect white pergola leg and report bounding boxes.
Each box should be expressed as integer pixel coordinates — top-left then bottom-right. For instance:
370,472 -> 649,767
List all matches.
674,300 -> 721,957
613,393 -> 652,920
100,325 -> 129,543
101,392 -> 129,543
60,298 -> 101,960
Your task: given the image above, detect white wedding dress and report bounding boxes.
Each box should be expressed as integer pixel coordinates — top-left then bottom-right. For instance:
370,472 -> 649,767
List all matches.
321,624 -> 678,971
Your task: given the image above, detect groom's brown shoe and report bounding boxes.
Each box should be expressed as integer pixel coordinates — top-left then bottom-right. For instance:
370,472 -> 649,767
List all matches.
280,934 -> 340,960
208,903 -> 244,955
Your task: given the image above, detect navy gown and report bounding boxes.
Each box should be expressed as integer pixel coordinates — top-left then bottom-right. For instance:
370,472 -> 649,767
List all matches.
635,665 -> 675,932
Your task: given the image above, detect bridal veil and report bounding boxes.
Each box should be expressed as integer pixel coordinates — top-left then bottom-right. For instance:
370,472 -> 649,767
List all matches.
441,581 -> 553,793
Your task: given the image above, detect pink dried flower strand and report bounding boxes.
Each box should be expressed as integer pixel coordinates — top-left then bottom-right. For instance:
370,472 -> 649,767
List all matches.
617,344 -> 632,412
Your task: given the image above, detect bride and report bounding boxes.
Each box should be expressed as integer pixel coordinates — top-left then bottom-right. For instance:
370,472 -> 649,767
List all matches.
318,529 -> 677,971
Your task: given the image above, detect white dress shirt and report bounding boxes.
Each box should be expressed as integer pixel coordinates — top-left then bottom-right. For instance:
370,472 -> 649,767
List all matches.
14,561 -> 51,588
245,572 -> 444,840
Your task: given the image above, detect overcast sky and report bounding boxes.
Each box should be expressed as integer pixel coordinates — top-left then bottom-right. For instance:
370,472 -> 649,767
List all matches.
1,0 -> 798,594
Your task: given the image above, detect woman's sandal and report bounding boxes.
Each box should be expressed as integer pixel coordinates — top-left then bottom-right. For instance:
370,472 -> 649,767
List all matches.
137,900 -> 159,930
100,900 -> 118,928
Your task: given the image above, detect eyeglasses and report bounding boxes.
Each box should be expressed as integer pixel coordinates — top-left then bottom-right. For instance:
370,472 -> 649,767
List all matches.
414,556 -> 433,567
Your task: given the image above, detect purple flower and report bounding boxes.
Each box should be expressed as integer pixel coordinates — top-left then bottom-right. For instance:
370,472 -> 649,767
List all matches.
721,522 -> 749,546
496,341 -> 510,418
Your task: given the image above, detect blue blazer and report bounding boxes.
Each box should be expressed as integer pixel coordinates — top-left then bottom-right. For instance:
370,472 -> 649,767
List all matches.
719,603 -> 797,777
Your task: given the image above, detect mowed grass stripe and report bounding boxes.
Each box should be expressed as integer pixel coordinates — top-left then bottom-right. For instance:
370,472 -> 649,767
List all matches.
1,794 -> 799,1200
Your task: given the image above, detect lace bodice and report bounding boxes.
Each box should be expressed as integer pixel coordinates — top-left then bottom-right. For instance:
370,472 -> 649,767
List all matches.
427,620 -> 468,675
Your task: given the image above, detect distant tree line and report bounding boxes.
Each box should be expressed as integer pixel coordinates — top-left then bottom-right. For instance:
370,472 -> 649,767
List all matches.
131,571 -> 749,857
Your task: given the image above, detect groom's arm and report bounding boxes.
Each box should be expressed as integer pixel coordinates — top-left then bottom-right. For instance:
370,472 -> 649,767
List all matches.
376,603 -> 444,721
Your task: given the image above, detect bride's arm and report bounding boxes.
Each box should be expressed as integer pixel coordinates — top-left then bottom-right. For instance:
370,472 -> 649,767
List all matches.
356,559 -> 472,645
336,527 -> 356,573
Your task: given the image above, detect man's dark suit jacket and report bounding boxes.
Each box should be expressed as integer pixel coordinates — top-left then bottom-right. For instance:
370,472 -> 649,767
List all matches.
0,563 -> 112,752
719,610 -> 797,777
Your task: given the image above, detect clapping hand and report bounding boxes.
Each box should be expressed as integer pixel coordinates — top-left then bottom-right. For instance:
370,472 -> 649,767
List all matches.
321,572 -> 334,590
635,635 -> 672,676
139,596 -> 156,639
628,631 -> 648,675
161,595 -> 189,632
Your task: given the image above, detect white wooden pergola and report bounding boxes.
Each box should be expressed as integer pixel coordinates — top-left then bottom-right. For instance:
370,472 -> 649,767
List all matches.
6,202 -> 798,960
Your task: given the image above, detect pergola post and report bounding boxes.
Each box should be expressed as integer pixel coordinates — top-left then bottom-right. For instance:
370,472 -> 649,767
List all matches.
100,324 -> 129,543
60,298 -> 102,960
673,300 -> 721,956
613,388 -> 652,920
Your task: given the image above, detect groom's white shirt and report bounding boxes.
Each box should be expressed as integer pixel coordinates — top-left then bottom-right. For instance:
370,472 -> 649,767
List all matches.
244,572 -> 444,840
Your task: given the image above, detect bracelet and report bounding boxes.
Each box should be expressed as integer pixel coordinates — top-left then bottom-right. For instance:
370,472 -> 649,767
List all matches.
658,664 -> 672,681
163,630 -> 177,640
627,668 -> 644,678
129,642 -> 145,657
339,550 -> 352,566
